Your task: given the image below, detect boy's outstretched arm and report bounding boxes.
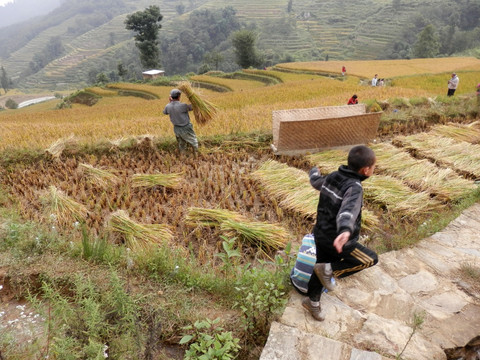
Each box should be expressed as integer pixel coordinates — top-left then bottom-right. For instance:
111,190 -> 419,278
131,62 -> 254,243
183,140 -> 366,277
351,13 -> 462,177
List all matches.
309,167 -> 325,190
333,231 -> 351,253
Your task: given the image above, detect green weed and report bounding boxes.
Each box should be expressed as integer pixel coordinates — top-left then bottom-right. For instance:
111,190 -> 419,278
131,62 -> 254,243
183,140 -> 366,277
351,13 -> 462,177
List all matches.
233,247 -> 294,344
215,236 -> 241,276
396,311 -> 425,359
180,318 -> 241,360
0,219 -> 55,258
28,271 -> 142,359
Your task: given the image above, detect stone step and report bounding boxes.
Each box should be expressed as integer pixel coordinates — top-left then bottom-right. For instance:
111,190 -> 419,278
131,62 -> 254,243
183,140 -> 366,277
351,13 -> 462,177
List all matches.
260,203 -> 480,360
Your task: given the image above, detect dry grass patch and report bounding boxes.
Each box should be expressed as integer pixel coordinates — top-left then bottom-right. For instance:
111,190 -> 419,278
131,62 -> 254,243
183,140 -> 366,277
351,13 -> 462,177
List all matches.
459,261 -> 480,296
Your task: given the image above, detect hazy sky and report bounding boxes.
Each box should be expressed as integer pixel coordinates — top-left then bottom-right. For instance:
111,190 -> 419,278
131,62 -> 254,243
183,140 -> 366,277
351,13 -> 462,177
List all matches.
0,0 -> 14,6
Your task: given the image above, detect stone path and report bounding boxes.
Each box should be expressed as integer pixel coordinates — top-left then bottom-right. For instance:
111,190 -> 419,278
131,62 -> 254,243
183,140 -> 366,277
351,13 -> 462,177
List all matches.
261,203 -> 480,360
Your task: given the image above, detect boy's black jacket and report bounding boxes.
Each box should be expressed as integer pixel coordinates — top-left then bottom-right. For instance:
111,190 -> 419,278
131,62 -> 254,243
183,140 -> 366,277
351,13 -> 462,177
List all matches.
310,165 -> 368,252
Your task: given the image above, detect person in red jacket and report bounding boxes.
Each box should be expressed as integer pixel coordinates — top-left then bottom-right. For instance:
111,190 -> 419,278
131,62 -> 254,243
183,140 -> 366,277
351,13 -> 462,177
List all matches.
342,66 -> 346,76
347,94 -> 358,105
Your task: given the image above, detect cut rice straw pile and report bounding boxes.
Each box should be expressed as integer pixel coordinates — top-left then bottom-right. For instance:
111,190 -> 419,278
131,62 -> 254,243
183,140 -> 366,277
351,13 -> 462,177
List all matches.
45,135 -> 76,158
394,133 -> 480,178
364,175 -> 441,216
42,185 -> 88,225
178,81 -> 217,125
251,159 -> 379,232
131,172 -> 183,189
307,149 -> 441,217
107,210 -> 173,251
429,121 -> 480,144
371,143 -> 476,202
79,163 -> 119,188
186,207 -> 290,253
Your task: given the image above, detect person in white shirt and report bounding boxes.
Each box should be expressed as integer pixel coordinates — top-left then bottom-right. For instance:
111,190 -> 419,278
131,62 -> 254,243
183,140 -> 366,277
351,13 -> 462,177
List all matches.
371,74 -> 378,86
447,73 -> 459,96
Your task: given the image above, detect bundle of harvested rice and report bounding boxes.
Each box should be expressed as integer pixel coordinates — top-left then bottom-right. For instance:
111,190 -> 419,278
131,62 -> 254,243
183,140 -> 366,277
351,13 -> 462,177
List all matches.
186,207 -> 290,253
251,159 -> 380,231
306,150 -> 346,173
131,173 -> 182,189
186,207 -> 237,226
107,210 -> 173,251
394,133 -> 480,178
430,121 -> 480,144
251,159 -> 317,216
220,219 -> 290,252
371,143 -> 476,202
178,81 -> 217,125
45,135 -> 76,158
79,163 -> 119,188
43,185 -> 88,225
364,175 -> 441,216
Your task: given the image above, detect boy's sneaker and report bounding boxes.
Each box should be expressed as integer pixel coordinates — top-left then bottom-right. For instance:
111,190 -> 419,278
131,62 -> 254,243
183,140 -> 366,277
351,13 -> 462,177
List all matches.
301,297 -> 324,321
314,263 -> 336,292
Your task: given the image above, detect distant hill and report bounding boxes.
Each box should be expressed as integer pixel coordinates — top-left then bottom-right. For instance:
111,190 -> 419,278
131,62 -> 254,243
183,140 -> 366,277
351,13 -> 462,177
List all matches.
0,0 -> 479,91
0,0 -> 62,28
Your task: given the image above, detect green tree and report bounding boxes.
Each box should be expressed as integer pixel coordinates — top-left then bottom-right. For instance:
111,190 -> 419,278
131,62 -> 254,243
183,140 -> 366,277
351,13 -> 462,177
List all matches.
203,51 -> 224,70
1,66 -> 10,94
96,72 -> 109,84
231,30 -> 262,69
125,5 -> 163,69
413,24 -> 440,58
176,3 -> 185,15
287,0 -> 293,13
5,98 -> 18,109
117,63 -> 128,80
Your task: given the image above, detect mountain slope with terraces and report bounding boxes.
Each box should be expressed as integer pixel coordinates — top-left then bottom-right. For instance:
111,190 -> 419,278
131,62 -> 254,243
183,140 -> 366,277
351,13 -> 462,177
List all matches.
0,0 -> 478,90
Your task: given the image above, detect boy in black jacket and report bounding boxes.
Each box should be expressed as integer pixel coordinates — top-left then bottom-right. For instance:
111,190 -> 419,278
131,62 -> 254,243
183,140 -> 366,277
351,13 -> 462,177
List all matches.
302,145 -> 379,321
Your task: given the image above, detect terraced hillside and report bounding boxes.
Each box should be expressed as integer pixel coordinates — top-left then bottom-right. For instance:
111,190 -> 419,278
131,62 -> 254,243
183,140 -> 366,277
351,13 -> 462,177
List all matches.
0,0 -> 477,90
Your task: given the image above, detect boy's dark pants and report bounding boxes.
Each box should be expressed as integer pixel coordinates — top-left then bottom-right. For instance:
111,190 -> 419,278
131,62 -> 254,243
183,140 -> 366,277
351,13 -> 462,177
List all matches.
308,240 -> 378,302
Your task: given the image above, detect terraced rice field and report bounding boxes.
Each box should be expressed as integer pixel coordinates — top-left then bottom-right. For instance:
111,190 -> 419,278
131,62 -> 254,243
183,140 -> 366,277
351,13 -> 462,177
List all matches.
1,122 -> 479,259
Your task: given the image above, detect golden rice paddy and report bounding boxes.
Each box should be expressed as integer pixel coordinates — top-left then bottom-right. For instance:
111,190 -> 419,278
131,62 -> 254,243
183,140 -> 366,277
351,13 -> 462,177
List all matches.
1,57 -> 480,257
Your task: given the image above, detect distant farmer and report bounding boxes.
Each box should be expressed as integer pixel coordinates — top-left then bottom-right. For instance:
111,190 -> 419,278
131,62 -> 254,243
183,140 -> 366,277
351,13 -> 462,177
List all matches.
342,66 -> 346,76
163,88 -> 198,155
302,145 -> 379,321
447,73 -> 459,96
371,74 -> 378,86
347,94 -> 358,105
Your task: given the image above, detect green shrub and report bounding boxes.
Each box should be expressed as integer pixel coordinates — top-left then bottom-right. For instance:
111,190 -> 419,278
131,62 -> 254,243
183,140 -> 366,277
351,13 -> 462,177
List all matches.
390,97 -> 411,109
30,272 -> 142,359
408,96 -> 429,106
233,248 -> 293,343
5,98 -> 18,109
180,318 -> 241,360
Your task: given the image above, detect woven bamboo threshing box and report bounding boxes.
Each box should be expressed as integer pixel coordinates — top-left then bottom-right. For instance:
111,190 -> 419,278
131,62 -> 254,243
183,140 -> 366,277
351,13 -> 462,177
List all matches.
272,104 -> 382,155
